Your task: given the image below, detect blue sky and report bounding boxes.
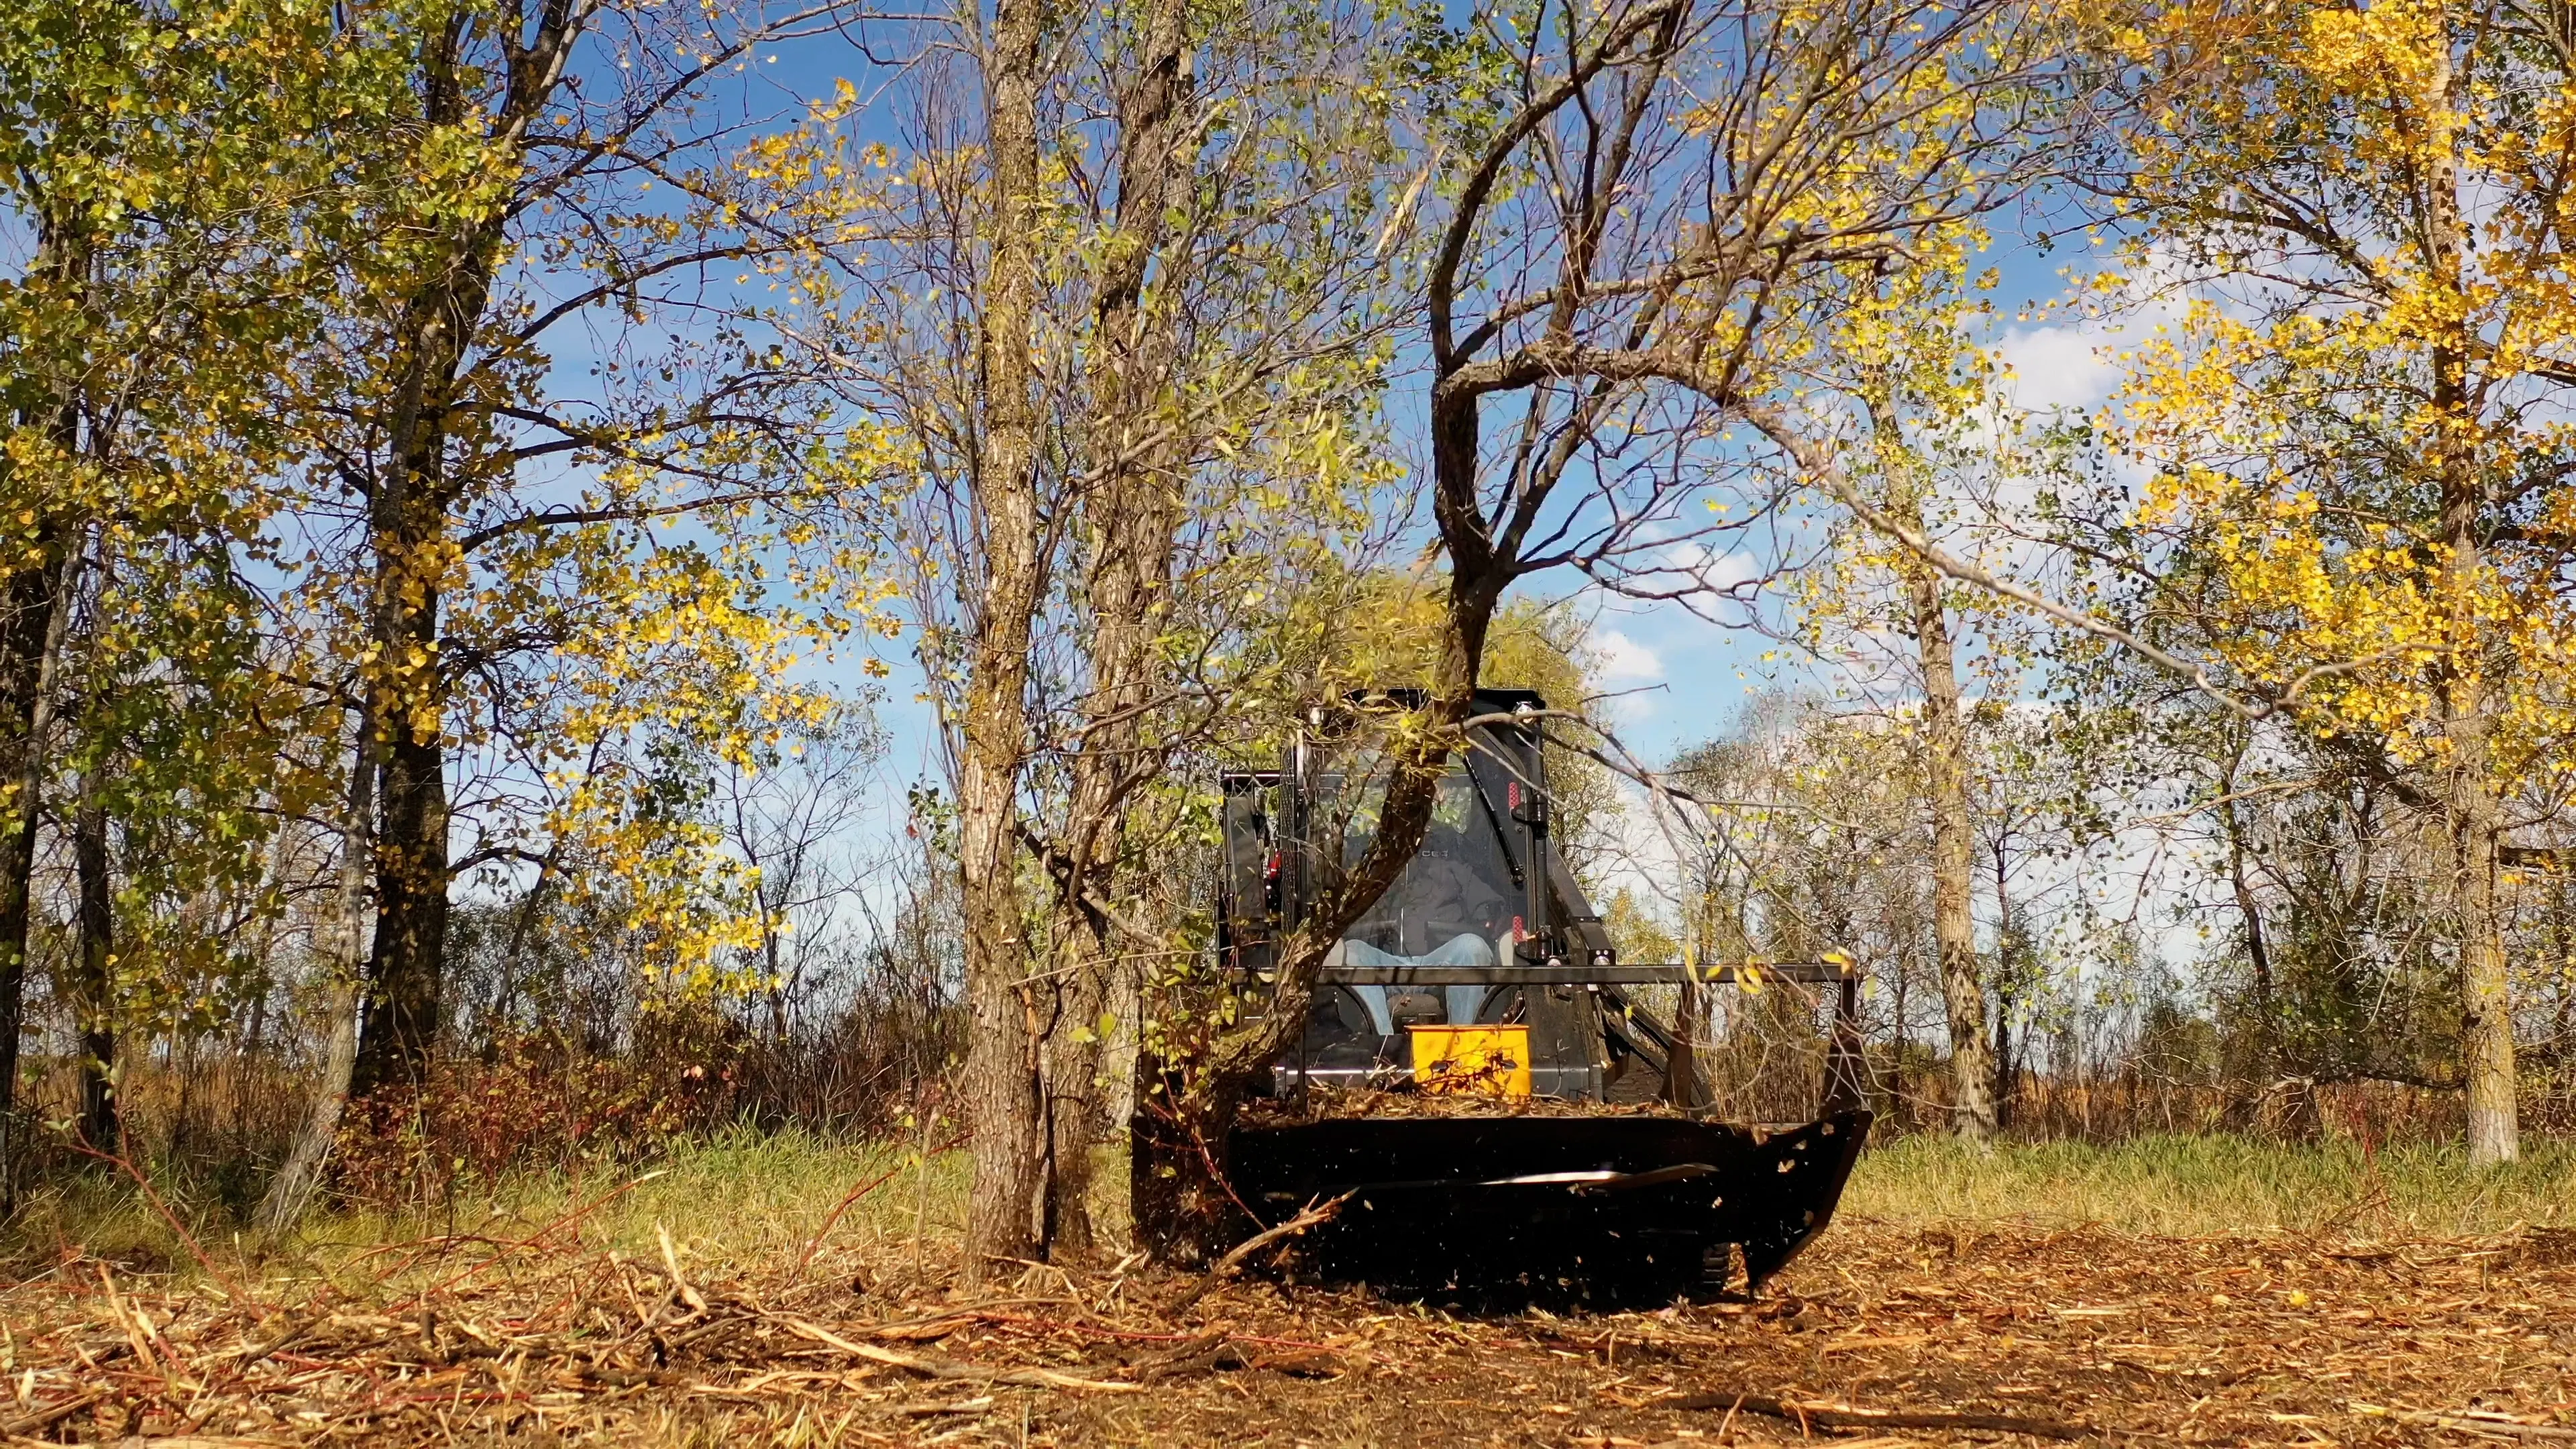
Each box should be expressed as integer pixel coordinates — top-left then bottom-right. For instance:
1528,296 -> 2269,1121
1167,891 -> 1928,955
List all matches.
694,17 -> 2149,843
837,233 -> 2135,798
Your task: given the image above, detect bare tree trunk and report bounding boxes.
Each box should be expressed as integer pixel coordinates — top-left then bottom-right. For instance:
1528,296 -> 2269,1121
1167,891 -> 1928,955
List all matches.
256,711 -> 376,1234
2445,555 -> 2515,1166
1900,515 -> 1996,1142
0,212 -> 90,1197
349,235 -> 482,1097
0,535 -> 78,1197
2424,36 -> 2516,1167
2551,878 -> 2573,1075
1038,936 -> 1106,1258
1662,975 -> 1703,1108
1041,0 -> 1193,1263
71,777 -> 114,1154
2217,750 -> 2276,1053
2215,741 -> 2310,1136
354,691 -> 448,1093
351,337 -> 466,1097
1992,847 -> 2022,1131
957,0 -> 1055,1280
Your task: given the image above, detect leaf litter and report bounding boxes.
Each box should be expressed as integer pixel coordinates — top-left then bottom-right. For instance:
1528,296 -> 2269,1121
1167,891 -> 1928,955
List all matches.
3,1212 -> 2572,1446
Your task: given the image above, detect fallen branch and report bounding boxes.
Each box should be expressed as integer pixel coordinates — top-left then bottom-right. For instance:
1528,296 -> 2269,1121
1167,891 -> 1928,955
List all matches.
0,1391 -> 105,1438
767,1313 -> 1144,1393
793,1131 -> 970,1279
386,1169 -> 669,1312
1167,1192 -> 1354,1311
859,1306 -> 1346,1357
1666,1389 -> 2096,1440
896,1395 -> 996,1417
656,1223 -> 708,1316
1249,1346 -> 1348,1378
215,1309 -> 324,1371
2368,1407 -> 2576,1442
1128,1330 -> 1238,1381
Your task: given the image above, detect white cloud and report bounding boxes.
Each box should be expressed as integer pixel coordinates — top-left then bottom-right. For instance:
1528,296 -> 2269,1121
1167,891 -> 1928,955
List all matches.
1593,629 -> 1664,682
1994,321 -> 2125,412
1992,246 -> 2202,415
1654,541 -> 1760,593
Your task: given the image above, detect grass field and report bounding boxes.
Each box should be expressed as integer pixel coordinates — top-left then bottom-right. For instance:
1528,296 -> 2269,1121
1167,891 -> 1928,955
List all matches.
7,1130 -> 2575,1446
1842,1131 -> 2576,1236
15,1127 -> 2576,1282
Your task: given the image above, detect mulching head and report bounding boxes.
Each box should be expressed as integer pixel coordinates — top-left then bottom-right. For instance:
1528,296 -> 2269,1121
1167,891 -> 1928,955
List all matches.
1227,1109 -> 1870,1308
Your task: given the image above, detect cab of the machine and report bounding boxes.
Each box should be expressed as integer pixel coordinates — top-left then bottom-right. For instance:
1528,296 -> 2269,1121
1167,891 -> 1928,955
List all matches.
1217,688 -> 1613,1099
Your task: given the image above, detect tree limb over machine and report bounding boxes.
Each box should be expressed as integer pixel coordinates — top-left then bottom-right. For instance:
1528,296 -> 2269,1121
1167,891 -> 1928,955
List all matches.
1216,688 -> 1870,1304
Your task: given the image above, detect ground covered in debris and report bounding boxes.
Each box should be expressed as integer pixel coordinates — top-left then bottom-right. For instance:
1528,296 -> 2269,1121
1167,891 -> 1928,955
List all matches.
1240,1085 -> 1695,1122
4,1208 -> 2573,1448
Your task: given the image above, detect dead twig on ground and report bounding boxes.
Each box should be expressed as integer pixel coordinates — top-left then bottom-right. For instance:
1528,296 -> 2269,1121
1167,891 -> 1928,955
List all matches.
0,1390 -> 106,1437
766,1313 -> 1143,1393
1166,1192 -> 1352,1312
1665,1388 -> 2098,1440
792,1132 -> 969,1281
655,1224 -> 708,1316
2367,1407 -> 2576,1441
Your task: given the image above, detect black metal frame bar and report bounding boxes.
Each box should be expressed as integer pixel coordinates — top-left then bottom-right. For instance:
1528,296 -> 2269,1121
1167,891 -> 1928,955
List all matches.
1305,960 -> 1858,986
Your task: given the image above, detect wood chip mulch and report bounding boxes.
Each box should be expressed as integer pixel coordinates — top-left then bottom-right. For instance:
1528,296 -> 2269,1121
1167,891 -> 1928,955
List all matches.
3,1212 -> 2572,1446
1242,1085 -> 1693,1122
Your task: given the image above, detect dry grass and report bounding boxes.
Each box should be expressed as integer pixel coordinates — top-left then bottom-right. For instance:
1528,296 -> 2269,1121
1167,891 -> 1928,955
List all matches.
5,1130 -> 2575,1446
1,1126 -> 979,1285
1845,1132 -> 2576,1237
299,1128 -> 981,1279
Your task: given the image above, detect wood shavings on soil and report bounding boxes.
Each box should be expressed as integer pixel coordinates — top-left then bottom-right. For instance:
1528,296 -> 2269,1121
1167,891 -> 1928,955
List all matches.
3,1216 -> 2573,1446
1243,1085 -> 1690,1122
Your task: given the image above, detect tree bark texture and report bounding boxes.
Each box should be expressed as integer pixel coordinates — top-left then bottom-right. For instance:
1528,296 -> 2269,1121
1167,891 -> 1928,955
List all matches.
0,538 -> 72,1189
258,714 -> 377,1234
1662,976 -> 1704,1108
2214,743 -> 2314,1136
1041,0 -> 1193,1263
71,782 -> 115,1155
2217,751 -> 2276,1053
2443,521 -> 2516,1168
0,213 -> 88,1194
957,0 -> 1055,1279
2422,36 -> 2516,1167
1901,526 -> 1996,1142
351,305 -> 470,1096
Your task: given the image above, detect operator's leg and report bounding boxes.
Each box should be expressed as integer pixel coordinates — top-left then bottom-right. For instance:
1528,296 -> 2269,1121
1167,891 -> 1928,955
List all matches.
1340,941 -> 1400,1036
1427,932 -> 1497,1024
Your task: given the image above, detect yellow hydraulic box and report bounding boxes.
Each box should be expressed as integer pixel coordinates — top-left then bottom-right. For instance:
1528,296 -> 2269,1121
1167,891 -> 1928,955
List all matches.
1409,1023 -> 1533,1097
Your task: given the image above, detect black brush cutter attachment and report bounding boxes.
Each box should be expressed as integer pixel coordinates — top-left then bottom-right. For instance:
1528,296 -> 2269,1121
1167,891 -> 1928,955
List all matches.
1232,1110 -> 1868,1305
1212,690 -> 1872,1307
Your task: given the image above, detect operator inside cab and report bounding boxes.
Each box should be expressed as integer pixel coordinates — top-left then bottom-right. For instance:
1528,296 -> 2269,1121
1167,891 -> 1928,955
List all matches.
1338,769 -> 1517,1033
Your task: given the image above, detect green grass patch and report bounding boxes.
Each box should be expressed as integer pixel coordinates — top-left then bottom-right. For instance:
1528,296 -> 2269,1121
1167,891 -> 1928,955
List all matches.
294,1125 -> 979,1277
1845,1131 -> 2576,1237
19,1126 -> 2573,1292
3,1125 -> 979,1290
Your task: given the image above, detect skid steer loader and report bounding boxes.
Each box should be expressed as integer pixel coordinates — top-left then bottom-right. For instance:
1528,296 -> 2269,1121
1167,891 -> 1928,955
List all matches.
1214,688 -> 1870,1305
